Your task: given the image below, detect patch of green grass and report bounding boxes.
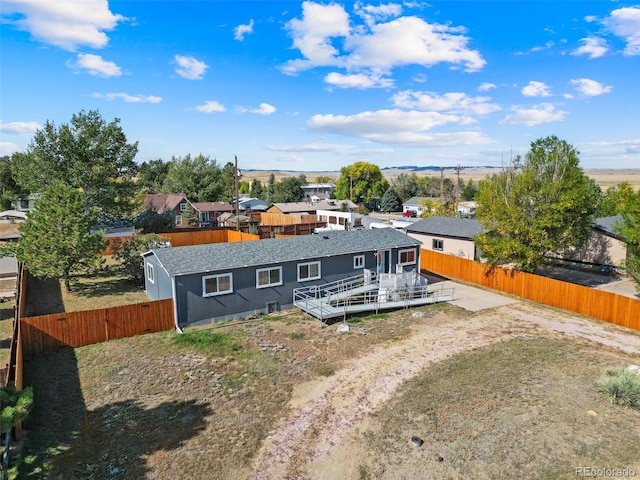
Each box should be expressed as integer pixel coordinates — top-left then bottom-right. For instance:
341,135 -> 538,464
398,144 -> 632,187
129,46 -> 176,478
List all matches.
61,271 -> 149,312
347,312 -> 389,324
171,330 -> 242,355
598,367 -> 640,409
289,332 -> 305,340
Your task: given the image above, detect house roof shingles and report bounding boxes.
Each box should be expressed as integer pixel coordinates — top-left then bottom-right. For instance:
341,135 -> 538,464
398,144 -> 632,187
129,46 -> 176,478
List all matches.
147,228 -> 421,277
405,216 -> 485,240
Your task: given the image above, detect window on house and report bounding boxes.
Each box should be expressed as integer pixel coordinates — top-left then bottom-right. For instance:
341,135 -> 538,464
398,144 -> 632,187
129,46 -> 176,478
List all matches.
297,261 -> 321,281
201,212 -> 210,223
354,255 -> 365,269
256,266 -> 282,288
180,203 -> 187,211
175,214 -> 183,225
432,239 -> 444,251
203,273 -> 233,297
399,248 -> 417,266
146,263 -> 154,284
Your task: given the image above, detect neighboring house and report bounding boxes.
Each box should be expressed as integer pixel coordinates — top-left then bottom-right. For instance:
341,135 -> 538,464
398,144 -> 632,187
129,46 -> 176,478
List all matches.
402,197 -> 443,216
191,202 -> 234,227
457,201 -> 478,218
315,209 -> 374,231
144,193 -> 195,227
560,215 -> 627,268
301,183 -> 335,202
405,216 -> 484,260
11,194 -> 41,212
237,197 -> 268,212
268,199 -> 358,216
0,211 -> 25,241
142,228 -> 421,327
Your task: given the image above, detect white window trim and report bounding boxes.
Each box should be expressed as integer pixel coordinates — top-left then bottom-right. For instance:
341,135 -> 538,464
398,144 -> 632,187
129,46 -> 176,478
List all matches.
202,273 -> 233,297
432,239 -> 444,251
398,248 -> 417,266
256,266 -> 283,289
175,214 -> 183,225
180,202 -> 187,211
146,263 -> 154,284
297,261 -> 321,282
353,255 -> 365,269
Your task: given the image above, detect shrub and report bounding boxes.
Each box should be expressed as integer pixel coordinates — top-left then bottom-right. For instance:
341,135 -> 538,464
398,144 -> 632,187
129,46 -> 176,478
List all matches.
597,367 -> 640,409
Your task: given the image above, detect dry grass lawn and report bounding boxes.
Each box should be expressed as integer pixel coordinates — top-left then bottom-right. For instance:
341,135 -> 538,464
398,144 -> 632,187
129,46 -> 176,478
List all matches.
13,300 -> 640,480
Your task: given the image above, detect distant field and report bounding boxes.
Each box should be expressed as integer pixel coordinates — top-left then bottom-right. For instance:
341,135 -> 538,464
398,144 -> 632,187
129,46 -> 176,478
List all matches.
242,168 -> 640,191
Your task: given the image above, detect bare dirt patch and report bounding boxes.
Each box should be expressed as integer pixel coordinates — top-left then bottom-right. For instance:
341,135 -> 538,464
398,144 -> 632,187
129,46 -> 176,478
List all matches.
15,302 -> 640,479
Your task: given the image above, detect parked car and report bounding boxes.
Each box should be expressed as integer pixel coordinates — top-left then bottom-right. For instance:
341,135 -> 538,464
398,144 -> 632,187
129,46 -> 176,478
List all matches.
403,210 -> 417,217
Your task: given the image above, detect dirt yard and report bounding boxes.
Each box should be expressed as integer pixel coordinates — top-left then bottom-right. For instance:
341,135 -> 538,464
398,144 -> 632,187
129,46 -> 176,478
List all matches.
15,298 -> 640,479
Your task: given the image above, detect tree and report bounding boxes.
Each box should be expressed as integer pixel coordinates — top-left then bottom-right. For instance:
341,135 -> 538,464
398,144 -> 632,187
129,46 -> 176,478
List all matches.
315,175 -> 333,184
460,179 -> 478,201
0,155 -> 27,210
1,385 -> 33,434
250,179 -> 263,198
137,159 -> 170,192
475,135 -> 601,272
218,161 -> 237,202
419,198 -> 456,217
614,188 -> 640,288
334,162 -> 389,203
162,154 -> 222,202
273,175 -> 306,203
265,173 -> 276,205
380,188 -> 401,213
133,205 -> 175,233
599,182 -> 634,216
12,110 -> 139,222
15,183 -> 107,291
391,173 -> 419,202
112,233 -> 169,285
181,203 -> 200,227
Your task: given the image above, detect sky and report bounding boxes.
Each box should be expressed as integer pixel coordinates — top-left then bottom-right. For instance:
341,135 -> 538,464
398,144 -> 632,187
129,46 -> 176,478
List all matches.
1,1 -> 639,172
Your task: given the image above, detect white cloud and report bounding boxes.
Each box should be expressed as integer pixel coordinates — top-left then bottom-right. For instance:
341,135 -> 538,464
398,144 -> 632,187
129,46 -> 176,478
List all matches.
0,142 -> 21,155
68,53 -> 122,77
571,37 -> 608,59
174,55 -> 208,80
354,2 -> 402,27
516,41 -> 555,55
343,16 -> 486,73
325,72 -> 394,89
307,109 -> 492,146
1,0 -> 126,50
603,6 -> 640,55
569,78 -> 612,96
478,82 -> 496,92
237,103 -> 277,115
281,1 -> 485,81
234,19 -> 254,41
521,81 -> 552,97
0,121 -> 41,134
92,92 -> 162,103
194,101 -> 226,113
392,90 -> 500,116
499,103 -> 566,126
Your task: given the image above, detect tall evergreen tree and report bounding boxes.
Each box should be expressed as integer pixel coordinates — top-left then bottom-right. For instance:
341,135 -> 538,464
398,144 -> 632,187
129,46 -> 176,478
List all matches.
162,154 -> 222,202
15,183 -> 107,291
380,188 -> 401,213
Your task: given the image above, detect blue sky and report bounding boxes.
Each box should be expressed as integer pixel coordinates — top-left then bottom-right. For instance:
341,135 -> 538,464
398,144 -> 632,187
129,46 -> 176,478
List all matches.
1,1 -> 639,171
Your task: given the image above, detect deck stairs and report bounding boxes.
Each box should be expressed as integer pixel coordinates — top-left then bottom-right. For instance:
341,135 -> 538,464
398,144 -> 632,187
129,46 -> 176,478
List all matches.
293,269 -> 454,322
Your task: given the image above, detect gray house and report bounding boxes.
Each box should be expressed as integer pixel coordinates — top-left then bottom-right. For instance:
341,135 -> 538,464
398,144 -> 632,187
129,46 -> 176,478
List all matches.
143,228 -> 422,327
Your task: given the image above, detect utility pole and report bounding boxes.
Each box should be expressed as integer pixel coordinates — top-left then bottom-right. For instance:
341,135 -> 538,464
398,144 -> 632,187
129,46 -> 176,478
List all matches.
234,155 -> 240,232
453,164 -> 464,199
439,167 -> 444,198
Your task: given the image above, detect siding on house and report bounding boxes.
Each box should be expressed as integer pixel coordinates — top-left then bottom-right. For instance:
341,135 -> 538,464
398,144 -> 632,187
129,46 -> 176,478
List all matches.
143,228 -> 421,326
405,216 -> 484,260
